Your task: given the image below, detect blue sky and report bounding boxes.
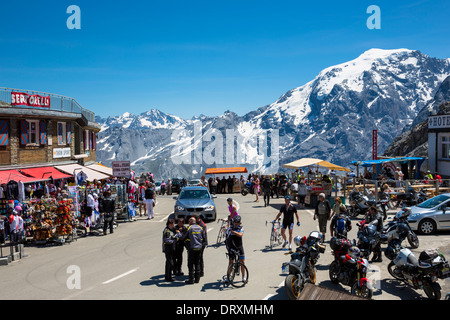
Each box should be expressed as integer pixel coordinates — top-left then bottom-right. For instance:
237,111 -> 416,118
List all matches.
0,0 -> 449,119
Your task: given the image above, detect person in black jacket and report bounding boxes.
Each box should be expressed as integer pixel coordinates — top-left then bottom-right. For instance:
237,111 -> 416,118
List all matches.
364,206 -> 384,262
174,218 -> 187,276
262,175 -> 273,207
195,215 -> 208,277
162,219 -> 179,281
100,190 -> 115,235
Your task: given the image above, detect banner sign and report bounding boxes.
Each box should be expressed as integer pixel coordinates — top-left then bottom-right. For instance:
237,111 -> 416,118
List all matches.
373,130 -> 378,160
53,147 -> 71,159
11,92 -> 51,108
112,161 -> 131,178
428,115 -> 450,129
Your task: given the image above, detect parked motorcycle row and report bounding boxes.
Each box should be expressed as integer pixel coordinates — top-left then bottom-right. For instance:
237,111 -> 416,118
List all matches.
281,207 -> 450,300
346,187 -> 427,222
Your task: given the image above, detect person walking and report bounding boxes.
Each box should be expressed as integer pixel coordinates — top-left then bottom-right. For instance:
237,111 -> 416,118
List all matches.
253,175 -> 260,202
314,193 -> 331,241
364,206 -> 384,262
329,206 -> 352,238
174,218 -> 187,276
138,182 -> 146,217
262,175 -> 272,207
195,215 -> 208,277
225,215 -> 247,283
100,190 -> 115,235
330,197 -> 345,220
181,217 -> 204,284
273,195 -> 300,250
162,219 -> 179,282
297,180 -> 307,209
144,182 -> 155,220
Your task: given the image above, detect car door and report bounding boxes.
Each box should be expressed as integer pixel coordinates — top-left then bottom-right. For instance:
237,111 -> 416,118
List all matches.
437,201 -> 450,229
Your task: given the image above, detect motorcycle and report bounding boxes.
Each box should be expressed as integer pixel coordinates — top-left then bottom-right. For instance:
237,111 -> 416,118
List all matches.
394,187 -> 427,207
282,231 -> 326,300
386,247 -> 450,300
347,190 -> 388,220
329,237 -> 373,299
240,182 -> 254,196
380,208 -> 419,249
356,220 -> 381,260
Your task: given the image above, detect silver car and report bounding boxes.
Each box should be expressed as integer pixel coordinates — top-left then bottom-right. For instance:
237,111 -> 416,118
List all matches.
173,186 -> 217,222
407,193 -> 450,235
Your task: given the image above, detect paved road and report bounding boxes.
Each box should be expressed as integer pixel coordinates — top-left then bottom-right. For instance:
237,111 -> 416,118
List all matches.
1,194 -> 449,300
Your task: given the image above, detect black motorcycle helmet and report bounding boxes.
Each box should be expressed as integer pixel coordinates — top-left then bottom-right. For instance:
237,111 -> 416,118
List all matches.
396,222 -> 409,239
385,245 -> 397,260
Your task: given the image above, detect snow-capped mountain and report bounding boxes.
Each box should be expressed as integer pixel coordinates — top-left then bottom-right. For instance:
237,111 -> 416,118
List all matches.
96,109 -> 189,131
96,49 -> 450,179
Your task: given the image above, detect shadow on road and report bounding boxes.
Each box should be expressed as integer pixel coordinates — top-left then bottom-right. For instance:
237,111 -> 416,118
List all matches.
140,274 -> 188,288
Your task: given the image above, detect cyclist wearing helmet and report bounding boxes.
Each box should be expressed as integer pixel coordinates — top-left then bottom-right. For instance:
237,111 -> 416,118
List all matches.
225,215 -> 246,282
273,195 -> 300,250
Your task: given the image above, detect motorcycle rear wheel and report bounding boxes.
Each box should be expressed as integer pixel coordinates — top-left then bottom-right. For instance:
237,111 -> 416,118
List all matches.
423,281 -> 441,300
285,274 -> 302,300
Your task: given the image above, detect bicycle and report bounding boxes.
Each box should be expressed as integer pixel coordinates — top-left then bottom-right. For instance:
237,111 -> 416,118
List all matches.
226,248 -> 249,288
216,218 -> 229,246
265,218 -> 282,249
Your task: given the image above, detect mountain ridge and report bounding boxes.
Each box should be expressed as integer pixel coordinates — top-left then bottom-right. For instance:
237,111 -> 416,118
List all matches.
95,48 -> 450,179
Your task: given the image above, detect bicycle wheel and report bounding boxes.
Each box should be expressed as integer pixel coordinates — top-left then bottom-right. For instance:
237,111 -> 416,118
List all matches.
276,227 -> 283,245
227,261 -> 249,288
270,229 -> 277,249
216,227 -> 226,246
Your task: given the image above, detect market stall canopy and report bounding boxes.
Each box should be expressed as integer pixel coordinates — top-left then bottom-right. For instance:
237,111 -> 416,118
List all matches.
86,163 -> 113,176
54,164 -> 110,182
0,169 -> 47,184
351,157 -> 426,179
282,158 -> 350,172
19,166 -> 72,180
350,157 -> 425,168
204,167 -> 248,175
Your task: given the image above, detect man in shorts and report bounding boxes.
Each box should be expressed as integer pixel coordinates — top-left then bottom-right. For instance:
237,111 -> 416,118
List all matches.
273,195 -> 300,250
225,215 -> 247,283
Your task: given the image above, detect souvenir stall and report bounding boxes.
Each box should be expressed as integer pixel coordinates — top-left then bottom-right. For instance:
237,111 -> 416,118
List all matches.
27,198 -> 77,244
282,158 -> 350,208
110,184 -> 128,220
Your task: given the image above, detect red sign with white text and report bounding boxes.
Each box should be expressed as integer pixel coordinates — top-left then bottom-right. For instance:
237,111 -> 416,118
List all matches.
373,129 -> 378,160
11,92 -> 51,108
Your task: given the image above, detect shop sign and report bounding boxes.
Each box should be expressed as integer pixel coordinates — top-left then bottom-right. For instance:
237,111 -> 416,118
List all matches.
53,147 -> 71,159
11,92 -> 51,108
112,161 -> 131,178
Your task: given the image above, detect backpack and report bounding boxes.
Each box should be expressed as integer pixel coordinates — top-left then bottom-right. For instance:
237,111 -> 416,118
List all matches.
145,188 -> 154,200
336,215 -> 346,234
419,248 -> 439,264
330,237 -> 351,252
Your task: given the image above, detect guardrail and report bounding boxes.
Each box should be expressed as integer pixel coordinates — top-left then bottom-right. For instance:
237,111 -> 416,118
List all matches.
0,87 -> 95,122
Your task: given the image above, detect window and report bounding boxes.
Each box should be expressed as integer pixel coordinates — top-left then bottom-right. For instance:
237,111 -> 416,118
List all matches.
27,120 -> 39,145
57,122 -> 67,145
439,134 -> 450,159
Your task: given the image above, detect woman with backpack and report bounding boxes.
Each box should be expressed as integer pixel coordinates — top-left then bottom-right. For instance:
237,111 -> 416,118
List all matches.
330,205 -> 352,239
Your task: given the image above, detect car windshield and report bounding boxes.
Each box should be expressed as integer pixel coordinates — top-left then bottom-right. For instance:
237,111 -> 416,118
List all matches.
179,189 -> 210,199
189,180 -> 200,184
417,194 -> 450,209
155,182 -> 161,186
